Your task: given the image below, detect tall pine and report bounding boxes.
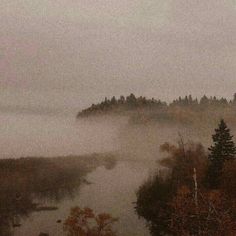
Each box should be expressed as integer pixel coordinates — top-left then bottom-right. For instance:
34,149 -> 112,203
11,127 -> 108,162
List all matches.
207,119 -> 236,188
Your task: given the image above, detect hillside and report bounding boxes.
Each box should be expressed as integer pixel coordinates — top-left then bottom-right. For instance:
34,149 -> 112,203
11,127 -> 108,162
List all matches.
77,93 -> 236,126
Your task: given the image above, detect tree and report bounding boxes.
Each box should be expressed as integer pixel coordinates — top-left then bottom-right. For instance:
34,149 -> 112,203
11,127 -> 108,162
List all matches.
110,96 -> 117,105
170,186 -> 236,236
233,93 -> 236,104
206,119 -> 236,188
118,95 -> 125,104
136,139 -> 236,236
126,93 -> 137,106
64,207 -> 118,236
188,95 -> 193,105
136,142 -> 207,236
200,95 -> 209,106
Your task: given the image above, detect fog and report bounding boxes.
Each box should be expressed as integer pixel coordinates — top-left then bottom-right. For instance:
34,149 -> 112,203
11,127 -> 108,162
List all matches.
0,109 -> 215,160
1,0 -> 236,114
0,112 -> 126,158
1,1 -> 236,159
1,2 -> 236,235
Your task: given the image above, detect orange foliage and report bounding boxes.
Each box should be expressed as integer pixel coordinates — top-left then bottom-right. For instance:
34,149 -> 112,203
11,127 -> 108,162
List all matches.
170,186 -> 236,236
64,207 -> 118,236
159,142 -> 207,188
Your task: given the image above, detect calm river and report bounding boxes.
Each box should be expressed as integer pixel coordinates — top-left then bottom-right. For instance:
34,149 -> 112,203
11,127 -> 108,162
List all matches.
13,161 -> 152,236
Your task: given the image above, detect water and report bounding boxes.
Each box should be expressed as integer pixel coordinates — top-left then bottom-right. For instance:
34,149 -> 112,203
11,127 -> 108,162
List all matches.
1,111 -> 235,236
0,112 -> 123,158
0,111 -> 216,236
0,112 -> 153,235
13,161 -> 152,236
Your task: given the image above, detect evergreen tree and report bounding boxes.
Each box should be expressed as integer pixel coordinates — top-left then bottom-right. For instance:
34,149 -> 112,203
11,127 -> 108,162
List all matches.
200,95 -> 209,106
233,93 -> 236,104
111,96 -> 117,105
188,95 -> 193,104
118,95 -> 125,104
206,119 -> 236,188
126,93 -> 137,107
184,96 -> 189,106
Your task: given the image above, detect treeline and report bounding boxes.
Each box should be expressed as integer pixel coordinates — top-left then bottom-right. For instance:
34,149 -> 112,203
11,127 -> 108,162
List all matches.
136,120 -> 236,236
77,93 -> 166,117
170,94 -> 230,107
77,93 -> 236,118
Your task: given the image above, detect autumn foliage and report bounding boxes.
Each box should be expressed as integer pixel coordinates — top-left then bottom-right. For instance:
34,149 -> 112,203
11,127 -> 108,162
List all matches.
170,186 -> 236,235
64,207 -> 118,236
136,132 -> 236,235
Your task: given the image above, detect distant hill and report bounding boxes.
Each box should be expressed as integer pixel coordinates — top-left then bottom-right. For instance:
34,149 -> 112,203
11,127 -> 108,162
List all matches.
77,93 -> 167,117
77,93 -> 236,126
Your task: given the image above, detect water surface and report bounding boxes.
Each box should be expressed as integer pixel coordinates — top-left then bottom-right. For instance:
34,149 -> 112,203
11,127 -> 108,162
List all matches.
0,112 -> 122,158
13,161 -> 152,236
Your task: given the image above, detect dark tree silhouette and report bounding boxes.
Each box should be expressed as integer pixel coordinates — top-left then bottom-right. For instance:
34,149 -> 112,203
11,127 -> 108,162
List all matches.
200,95 -> 209,106
118,95 -> 125,104
77,93 -> 236,120
233,93 -> 236,104
206,119 -> 236,188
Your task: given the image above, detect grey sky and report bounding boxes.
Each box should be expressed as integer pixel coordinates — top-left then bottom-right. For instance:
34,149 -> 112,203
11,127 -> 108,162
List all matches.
1,0 -> 236,114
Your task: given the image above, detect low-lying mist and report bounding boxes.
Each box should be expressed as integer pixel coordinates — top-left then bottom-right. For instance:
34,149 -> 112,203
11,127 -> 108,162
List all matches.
1,110 -> 235,160
0,112 -> 126,158
118,122 -> 214,161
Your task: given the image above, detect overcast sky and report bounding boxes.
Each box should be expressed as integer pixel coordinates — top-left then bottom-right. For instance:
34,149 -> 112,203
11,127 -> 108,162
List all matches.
1,0 -> 236,114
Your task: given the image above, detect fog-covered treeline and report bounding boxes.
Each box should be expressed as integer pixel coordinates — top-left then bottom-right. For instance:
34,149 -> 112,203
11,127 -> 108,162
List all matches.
78,93 -> 236,117
77,94 -> 236,125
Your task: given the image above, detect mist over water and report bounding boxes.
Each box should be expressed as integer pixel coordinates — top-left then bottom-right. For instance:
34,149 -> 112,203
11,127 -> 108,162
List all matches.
0,110 -> 216,159
0,111 -> 125,158
0,110 -> 234,236
1,1 -> 236,234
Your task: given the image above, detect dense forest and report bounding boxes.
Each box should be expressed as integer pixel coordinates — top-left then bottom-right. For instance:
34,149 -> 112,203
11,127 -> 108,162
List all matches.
77,93 -> 236,126
136,119 -> 236,236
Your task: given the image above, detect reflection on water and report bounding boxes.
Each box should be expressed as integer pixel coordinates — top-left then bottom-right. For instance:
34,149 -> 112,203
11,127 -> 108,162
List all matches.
76,161 -> 152,236
0,157 -> 152,236
0,112 -> 152,236
0,155 -> 117,236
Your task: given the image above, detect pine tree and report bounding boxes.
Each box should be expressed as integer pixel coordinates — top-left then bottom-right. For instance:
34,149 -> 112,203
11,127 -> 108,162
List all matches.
233,93 -> 236,104
206,119 -> 236,188
200,95 -> 209,106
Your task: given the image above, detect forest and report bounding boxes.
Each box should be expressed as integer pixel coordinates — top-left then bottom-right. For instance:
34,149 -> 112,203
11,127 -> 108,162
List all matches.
77,94 -> 236,127
136,119 -> 236,236
77,100 -> 236,236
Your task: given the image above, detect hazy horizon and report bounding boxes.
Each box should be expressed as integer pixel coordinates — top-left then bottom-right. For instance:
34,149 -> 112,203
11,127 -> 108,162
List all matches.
1,3 -> 236,235
1,1 -> 236,115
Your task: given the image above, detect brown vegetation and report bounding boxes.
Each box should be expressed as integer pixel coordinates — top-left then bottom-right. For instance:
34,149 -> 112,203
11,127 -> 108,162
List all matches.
0,154 -> 117,236
136,125 -> 236,236
64,207 -> 118,236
